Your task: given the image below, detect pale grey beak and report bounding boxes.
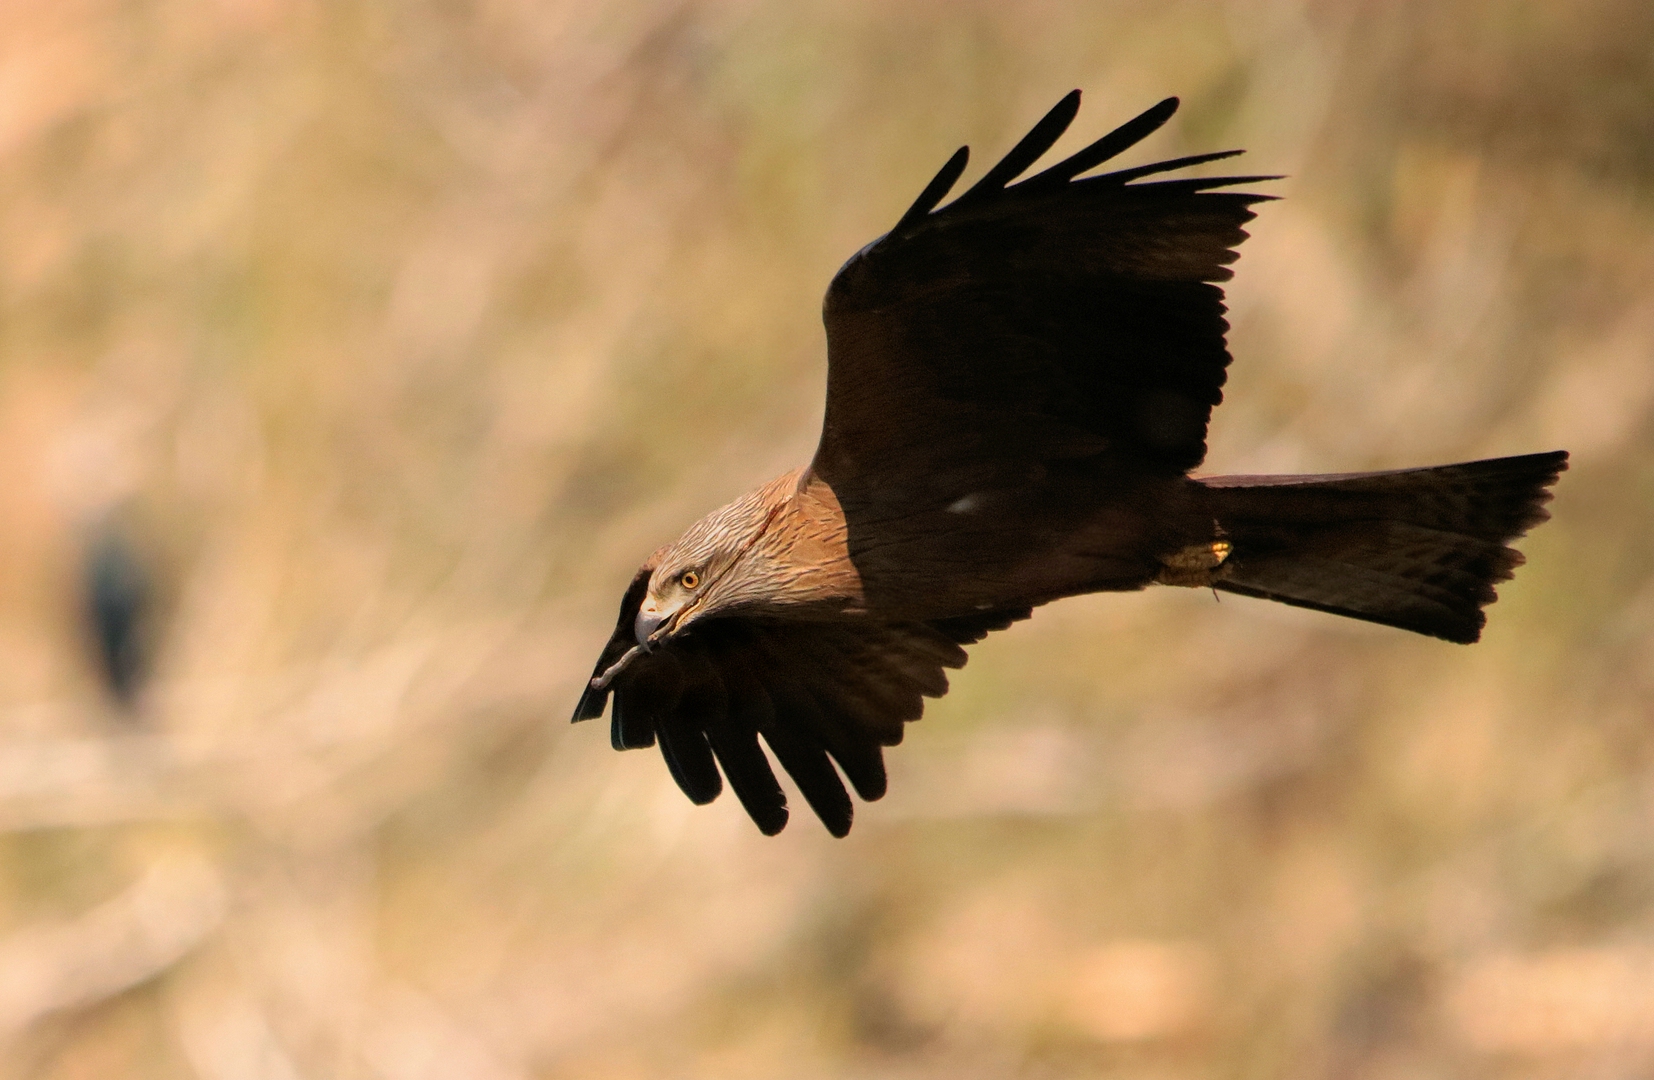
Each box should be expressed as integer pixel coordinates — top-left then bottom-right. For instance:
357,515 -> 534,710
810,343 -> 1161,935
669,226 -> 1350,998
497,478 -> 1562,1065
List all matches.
634,606 -> 665,646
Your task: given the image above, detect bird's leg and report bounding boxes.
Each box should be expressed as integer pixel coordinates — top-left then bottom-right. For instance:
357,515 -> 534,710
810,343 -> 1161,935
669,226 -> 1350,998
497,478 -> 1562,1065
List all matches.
1155,537 -> 1233,588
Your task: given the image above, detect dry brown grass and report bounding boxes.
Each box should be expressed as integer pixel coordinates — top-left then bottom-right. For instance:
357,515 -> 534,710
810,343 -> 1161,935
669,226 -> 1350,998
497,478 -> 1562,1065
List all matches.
1,1 -> 1652,1077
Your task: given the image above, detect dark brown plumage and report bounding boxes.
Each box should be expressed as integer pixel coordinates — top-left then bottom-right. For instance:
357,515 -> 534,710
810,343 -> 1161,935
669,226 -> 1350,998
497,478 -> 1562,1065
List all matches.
574,92 -> 1567,837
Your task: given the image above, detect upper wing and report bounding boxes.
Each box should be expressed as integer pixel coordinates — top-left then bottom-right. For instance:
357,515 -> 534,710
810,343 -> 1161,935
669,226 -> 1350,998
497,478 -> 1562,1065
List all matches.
813,92 -> 1274,516
574,578 -> 1027,835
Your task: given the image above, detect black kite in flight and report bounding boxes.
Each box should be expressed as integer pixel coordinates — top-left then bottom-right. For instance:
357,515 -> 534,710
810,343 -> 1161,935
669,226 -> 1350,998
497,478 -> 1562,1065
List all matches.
574,92 -> 1567,836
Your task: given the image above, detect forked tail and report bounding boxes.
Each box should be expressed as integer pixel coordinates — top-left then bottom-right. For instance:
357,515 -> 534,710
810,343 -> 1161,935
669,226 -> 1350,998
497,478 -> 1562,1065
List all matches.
1198,451 -> 1568,643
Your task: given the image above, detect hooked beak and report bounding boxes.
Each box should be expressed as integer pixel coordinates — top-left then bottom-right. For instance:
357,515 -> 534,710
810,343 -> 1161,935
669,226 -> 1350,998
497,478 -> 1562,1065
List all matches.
634,601 -> 670,647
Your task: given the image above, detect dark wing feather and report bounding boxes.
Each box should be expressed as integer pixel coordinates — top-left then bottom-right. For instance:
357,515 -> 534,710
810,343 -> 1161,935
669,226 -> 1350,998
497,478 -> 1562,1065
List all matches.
752,659 -> 855,836
659,648 -> 726,804
611,649 -> 680,750
1098,149 -> 1247,185
573,566 -> 652,723
932,606 -> 1035,645
700,642 -> 790,835
744,626 -> 890,802
889,146 -> 971,237
1019,96 -> 1179,190
586,610 -> 1027,835
814,93 -> 1276,523
954,90 -> 1081,204
793,669 -> 889,802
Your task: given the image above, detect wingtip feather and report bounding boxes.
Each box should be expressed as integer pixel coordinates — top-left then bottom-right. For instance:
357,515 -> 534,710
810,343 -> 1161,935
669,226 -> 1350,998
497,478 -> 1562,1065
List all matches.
756,809 -> 790,836
659,724 -> 723,804
571,685 -> 607,723
957,91 -> 1084,203
889,145 -> 971,238
1019,95 -> 1182,190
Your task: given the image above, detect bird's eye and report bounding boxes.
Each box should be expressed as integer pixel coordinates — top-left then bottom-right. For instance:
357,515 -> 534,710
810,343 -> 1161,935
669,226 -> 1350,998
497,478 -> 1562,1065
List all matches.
679,570 -> 700,590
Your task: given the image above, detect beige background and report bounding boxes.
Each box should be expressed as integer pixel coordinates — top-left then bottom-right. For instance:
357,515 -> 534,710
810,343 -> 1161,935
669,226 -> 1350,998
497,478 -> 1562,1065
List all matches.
0,1 -> 1651,1077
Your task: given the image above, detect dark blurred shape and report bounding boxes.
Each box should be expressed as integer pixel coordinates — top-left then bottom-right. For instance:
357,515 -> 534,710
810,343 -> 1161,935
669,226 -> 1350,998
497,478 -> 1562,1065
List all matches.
82,523 -> 153,711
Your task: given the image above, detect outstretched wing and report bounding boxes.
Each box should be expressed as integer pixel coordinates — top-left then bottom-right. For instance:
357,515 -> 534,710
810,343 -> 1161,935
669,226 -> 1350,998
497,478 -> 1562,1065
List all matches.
813,91 -> 1274,523
574,95 -> 1275,835
574,574 -> 1027,835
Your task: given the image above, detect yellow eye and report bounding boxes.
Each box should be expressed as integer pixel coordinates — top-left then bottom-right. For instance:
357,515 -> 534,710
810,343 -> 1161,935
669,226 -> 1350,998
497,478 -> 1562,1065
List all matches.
679,570 -> 700,590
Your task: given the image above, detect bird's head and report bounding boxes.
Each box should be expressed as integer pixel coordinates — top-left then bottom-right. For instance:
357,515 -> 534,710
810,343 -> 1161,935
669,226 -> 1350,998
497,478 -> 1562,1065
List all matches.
633,547 -> 739,647
631,473 -> 800,648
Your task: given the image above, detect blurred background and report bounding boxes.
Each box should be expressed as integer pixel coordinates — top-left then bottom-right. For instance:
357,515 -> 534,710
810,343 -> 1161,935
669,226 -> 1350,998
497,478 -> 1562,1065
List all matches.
0,0 -> 1651,1077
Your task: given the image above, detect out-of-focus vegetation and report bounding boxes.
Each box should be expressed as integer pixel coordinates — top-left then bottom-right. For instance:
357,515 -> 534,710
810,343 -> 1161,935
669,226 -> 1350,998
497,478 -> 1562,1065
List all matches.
1,1 -> 1651,1076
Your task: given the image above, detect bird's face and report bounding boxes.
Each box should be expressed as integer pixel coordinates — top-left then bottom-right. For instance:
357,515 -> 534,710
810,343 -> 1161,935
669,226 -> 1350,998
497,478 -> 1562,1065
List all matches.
632,508 -> 775,648
634,555 -> 718,646
630,469 -> 809,648
636,537 -> 781,646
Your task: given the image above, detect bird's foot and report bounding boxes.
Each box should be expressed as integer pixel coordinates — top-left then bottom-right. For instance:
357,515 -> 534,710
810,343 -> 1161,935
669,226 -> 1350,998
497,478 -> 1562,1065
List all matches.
1155,540 -> 1233,587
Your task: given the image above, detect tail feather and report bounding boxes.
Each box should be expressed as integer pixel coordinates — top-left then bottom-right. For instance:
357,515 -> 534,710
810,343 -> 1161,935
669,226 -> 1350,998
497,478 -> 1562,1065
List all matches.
1199,451 -> 1568,643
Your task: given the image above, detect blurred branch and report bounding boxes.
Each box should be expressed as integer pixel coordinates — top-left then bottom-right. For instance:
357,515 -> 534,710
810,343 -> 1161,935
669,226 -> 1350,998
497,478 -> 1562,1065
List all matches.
0,855 -> 224,1038
0,618 -> 575,837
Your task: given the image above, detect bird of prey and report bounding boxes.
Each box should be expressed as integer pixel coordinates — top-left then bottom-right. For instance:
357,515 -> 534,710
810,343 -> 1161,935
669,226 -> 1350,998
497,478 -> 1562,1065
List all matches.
573,91 -> 1567,837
